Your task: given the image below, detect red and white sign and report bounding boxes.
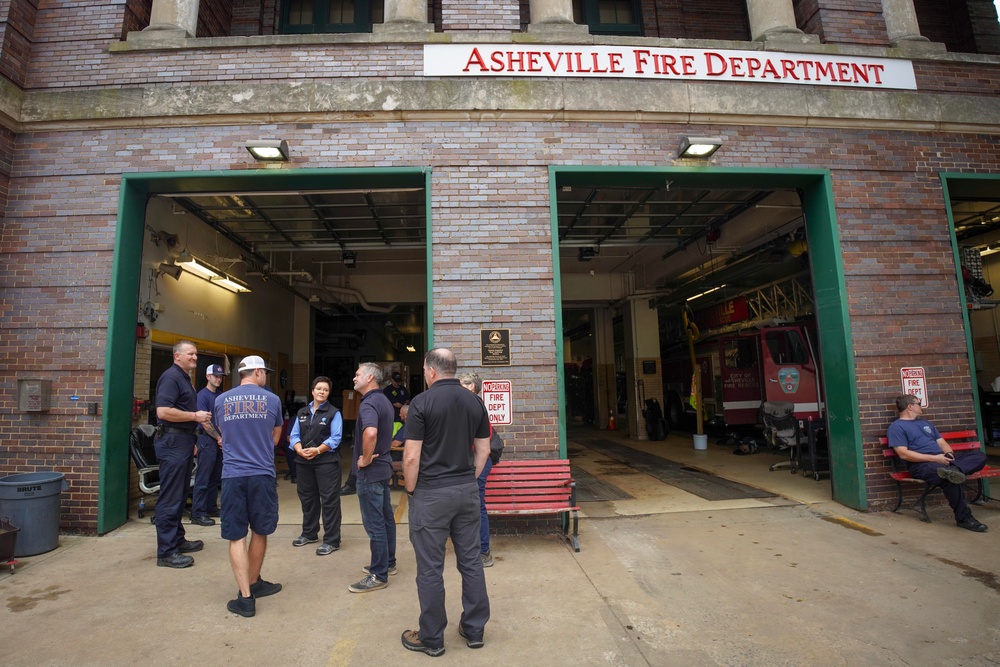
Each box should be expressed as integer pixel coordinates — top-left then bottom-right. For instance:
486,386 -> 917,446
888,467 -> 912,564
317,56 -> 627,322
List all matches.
900,367 -> 928,407
424,45 -> 917,90
482,380 -> 512,425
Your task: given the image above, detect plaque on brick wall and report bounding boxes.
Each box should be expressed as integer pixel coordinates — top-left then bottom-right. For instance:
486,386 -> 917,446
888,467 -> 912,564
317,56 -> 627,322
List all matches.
481,329 -> 511,367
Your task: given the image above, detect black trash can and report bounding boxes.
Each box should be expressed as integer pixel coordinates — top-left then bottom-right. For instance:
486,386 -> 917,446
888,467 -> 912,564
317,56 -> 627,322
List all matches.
0,472 -> 68,556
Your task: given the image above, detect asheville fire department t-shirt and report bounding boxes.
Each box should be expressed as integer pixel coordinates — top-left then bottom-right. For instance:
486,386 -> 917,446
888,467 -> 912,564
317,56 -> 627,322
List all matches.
215,383 -> 283,478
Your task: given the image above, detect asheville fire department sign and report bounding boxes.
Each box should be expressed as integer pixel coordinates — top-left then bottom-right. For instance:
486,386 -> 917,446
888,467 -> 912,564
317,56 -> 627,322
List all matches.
423,44 -> 917,90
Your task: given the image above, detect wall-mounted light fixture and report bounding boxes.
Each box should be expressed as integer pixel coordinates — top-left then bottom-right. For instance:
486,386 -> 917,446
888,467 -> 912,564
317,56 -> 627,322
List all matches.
245,139 -> 290,162
175,252 -> 252,293
678,136 -> 723,159
157,262 -> 183,280
343,252 -> 357,269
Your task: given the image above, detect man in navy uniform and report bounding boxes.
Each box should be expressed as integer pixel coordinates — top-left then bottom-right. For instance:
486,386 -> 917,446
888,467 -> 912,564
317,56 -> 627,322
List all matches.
191,364 -> 225,526
153,341 -> 217,568
383,371 -> 409,422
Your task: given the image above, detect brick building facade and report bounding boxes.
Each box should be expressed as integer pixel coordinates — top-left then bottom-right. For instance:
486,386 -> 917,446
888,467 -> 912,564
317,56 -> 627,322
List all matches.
0,0 -> 998,533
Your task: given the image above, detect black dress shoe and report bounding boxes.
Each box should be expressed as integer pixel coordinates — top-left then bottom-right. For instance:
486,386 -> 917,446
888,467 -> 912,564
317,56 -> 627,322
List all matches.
341,485 -> 356,496
191,515 -> 215,526
957,515 -> 988,532
157,552 -> 194,568
178,539 -> 204,553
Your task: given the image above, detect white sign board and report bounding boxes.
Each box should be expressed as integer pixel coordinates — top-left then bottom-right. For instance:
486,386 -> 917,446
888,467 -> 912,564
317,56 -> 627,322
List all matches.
482,380 -> 512,425
900,367 -> 928,407
424,44 -> 917,90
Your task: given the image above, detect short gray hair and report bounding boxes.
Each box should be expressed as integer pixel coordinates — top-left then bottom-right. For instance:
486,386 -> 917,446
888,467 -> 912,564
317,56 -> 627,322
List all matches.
359,362 -> 383,385
458,371 -> 481,394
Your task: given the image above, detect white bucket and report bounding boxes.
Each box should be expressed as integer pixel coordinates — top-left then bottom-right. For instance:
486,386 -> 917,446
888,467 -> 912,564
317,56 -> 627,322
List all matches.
693,434 -> 708,450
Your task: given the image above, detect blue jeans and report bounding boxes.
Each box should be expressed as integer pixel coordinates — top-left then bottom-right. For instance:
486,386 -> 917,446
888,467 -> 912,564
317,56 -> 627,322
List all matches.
356,477 -> 396,581
477,457 -> 493,554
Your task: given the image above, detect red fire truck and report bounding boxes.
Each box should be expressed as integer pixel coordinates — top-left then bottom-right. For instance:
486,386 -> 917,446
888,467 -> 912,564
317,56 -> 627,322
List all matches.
662,297 -> 824,429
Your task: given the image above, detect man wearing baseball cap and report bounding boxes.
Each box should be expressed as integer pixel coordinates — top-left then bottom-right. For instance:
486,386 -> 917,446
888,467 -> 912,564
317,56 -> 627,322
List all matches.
192,363 -> 226,526
215,354 -> 284,617
383,370 -> 409,423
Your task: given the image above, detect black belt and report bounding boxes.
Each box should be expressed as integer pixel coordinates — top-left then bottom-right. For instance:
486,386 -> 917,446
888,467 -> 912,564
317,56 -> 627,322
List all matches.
161,426 -> 197,436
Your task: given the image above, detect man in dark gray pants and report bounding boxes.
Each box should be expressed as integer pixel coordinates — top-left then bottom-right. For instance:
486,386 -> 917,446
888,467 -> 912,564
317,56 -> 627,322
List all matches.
401,348 -> 492,657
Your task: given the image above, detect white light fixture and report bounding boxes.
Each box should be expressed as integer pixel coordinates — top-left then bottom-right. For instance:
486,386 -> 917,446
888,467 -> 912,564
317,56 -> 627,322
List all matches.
686,284 -> 726,302
981,245 -> 1000,257
406,344 -> 416,352
175,252 -> 251,293
245,139 -> 289,162
679,136 -> 724,159
176,252 -> 221,280
211,274 -> 252,293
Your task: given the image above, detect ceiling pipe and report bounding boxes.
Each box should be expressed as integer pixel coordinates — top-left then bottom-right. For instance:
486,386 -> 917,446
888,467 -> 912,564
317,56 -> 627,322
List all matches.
316,285 -> 396,314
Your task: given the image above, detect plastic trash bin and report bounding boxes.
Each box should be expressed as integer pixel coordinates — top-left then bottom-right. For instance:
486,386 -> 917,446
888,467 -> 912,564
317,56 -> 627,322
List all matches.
0,472 -> 68,557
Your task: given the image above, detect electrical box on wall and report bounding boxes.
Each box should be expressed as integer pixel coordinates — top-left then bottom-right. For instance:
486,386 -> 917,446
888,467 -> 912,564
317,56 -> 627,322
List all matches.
18,378 -> 52,412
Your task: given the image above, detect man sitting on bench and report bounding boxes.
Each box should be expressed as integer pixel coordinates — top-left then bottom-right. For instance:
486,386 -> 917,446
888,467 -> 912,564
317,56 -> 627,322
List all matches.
887,394 -> 989,532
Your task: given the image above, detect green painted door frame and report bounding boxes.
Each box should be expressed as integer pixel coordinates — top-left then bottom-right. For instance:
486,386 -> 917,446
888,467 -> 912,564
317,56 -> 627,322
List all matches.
941,172 -> 1000,498
549,166 -> 867,510
99,167 -> 432,533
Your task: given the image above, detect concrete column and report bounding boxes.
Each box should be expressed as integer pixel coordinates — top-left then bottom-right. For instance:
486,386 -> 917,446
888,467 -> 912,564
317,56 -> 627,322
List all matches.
745,0 -> 813,43
594,308 -> 616,431
147,0 -> 200,36
880,0 -> 928,44
375,0 -> 433,32
623,298 -> 661,441
528,0 -> 589,34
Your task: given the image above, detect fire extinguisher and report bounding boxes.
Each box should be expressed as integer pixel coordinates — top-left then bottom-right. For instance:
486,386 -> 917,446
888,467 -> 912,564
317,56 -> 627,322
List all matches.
132,397 -> 149,418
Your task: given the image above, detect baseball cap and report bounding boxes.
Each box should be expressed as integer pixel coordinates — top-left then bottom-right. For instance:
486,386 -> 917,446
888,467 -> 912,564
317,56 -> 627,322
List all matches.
206,364 -> 225,377
391,371 -> 402,381
238,355 -> 273,373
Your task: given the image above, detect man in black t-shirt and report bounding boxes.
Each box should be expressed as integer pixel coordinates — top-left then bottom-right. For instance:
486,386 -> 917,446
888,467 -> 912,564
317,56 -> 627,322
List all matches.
401,349 -> 491,657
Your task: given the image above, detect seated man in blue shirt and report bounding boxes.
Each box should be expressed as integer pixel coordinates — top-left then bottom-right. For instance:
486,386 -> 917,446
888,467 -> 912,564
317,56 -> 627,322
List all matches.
886,394 -> 989,532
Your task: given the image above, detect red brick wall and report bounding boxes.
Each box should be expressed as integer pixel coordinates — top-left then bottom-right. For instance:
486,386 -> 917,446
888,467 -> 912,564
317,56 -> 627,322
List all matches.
197,0 -> 232,37
794,0 -> 888,45
122,0 -> 151,37
915,0 -> 976,52
640,0 -> 750,40
0,0 -> 37,87
442,0 -> 519,31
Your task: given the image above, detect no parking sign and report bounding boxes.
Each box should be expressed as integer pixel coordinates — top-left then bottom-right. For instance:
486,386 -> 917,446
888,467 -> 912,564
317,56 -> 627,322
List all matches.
900,367 -> 928,407
482,380 -> 512,425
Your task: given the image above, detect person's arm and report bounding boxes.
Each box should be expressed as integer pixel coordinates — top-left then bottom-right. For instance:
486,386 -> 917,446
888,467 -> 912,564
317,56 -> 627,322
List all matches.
472,436 -> 490,478
156,406 -> 211,424
289,418 -> 302,450
271,426 -> 283,446
936,437 -> 956,458
358,426 -> 379,468
403,439 -> 422,493
893,445 -> 951,465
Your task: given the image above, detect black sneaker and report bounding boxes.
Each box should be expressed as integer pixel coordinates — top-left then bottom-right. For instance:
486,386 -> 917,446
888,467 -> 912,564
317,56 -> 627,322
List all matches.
957,514 -> 988,532
316,543 -> 339,556
292,535 -> 319,547
177,539 -> 204,553
156,552 -> 194,568
249,577 -> 282,598
401,630 -> 444,657
227,592 -> 255,617
937,466 -> 967,485
191,515 -> 215,526
458,626 -> 484,649
341,485 -> 357,496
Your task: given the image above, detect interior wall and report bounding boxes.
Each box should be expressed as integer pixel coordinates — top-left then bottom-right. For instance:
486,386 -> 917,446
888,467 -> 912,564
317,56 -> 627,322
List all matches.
969,254 -> 1000,386
141,197 -> 295,361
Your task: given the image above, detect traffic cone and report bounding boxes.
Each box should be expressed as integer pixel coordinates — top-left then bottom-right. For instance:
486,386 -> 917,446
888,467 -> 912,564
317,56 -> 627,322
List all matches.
608,409 -> 617,431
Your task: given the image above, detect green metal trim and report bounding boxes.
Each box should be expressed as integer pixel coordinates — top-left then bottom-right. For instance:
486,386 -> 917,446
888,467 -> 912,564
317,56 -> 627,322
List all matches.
98,166 -> 429,533
801,177 -> 865,509
550,164 -> 865,509
425,169 -> 434,346
549,166 -> 568,458
940,172 -> 1000,497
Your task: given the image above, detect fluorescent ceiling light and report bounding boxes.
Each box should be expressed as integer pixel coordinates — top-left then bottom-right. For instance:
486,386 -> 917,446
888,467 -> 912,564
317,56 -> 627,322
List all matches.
406,345 -> 416,352
211,274 -> 252,293
686,285 -> 726,302
176,252 -> 221,281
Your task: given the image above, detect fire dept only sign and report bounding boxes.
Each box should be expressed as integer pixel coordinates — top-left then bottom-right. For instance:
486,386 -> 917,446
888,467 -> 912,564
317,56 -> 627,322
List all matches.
900,367 -> 928,407
483,380 -> 512,425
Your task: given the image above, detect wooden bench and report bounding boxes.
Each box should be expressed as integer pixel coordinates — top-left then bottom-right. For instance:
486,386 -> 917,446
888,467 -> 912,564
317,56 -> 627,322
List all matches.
880,430 -> 999,523
485,459 -> 581,552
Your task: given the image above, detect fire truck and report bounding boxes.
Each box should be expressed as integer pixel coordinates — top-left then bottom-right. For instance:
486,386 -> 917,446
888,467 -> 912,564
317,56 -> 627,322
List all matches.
661,277 -> 824,429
